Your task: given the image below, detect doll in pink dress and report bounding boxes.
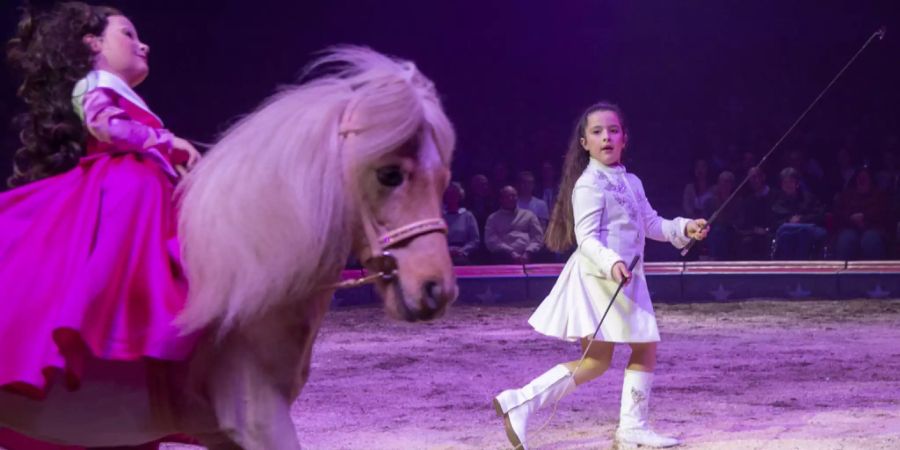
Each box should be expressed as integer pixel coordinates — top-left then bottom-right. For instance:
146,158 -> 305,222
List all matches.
0,2 -> 201,400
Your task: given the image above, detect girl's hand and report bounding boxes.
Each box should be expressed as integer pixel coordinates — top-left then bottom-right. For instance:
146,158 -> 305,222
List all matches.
611,261 -> 631,286
686,218 -> 710,240
171,136 -> 202,168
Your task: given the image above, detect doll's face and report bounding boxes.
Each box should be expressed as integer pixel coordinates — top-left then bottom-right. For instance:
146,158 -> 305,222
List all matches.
581,110 -> 626,166
85,15 -> 150,87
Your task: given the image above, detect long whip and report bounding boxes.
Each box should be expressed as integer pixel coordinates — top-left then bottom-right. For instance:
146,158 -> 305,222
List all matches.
526,255 -> 641,447
680,26 -> 886,256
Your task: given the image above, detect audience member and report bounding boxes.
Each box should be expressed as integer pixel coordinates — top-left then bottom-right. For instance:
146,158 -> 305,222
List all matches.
516,171 -> 550,227
702,171 -> 741,260
540,160 -> 559,210
833,167 -> 891,260
464,173 -> 495,235
771,167 -> 827,259
737,167 -> 776,259
484,186 -> 544,264
443,182 -> 481,265
682,157 -> 713,218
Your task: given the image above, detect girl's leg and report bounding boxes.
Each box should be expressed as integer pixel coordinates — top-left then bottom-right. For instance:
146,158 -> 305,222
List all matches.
494,340 -> 615,449
627,341 -> 657,372
564,339 -> 615,385
616,342 -> 678,448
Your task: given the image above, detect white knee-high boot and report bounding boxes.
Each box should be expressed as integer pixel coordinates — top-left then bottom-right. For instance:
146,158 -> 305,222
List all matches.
615,369 -> 680,448
493,364 -> 576,449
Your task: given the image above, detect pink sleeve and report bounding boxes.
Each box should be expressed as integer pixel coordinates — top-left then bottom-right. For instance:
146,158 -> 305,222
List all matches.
81,88 -> 174,153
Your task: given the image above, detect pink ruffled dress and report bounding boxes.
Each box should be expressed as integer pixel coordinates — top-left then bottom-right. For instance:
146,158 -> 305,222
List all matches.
0,70 -> 197,400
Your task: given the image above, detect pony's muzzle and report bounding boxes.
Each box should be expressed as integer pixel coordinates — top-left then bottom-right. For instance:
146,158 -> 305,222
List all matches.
419,279 -> 456,320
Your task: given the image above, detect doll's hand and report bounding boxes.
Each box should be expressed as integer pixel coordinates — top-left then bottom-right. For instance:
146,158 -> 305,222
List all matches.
171,136 -> 202,168
686,218 -> 710,240
611,261 -> 631,286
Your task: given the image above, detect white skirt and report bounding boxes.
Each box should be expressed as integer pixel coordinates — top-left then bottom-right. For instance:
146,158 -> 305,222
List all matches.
528,252 -> 660,343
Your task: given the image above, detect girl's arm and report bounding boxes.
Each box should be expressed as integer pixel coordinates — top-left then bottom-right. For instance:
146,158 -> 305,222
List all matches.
81,88 -> 175,155
573,183 -> 623,278
633,176 -> 692,248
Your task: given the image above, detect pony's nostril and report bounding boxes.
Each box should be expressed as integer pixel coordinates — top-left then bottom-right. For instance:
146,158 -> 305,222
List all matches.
424,281 -> 441,311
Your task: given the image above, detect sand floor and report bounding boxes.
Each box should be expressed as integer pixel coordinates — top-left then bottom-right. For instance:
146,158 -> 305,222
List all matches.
157,298 -> 900,449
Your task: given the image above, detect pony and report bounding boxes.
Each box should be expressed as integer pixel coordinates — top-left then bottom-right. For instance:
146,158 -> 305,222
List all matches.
0,46 -> 457,449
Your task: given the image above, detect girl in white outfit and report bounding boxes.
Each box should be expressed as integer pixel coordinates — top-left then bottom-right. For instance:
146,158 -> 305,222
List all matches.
493,102 -> 709,449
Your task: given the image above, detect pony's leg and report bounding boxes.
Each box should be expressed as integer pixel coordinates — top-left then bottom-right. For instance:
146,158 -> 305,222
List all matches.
206,341 -> 300,450
195,432 -> 242,450
205,297 -> 330,450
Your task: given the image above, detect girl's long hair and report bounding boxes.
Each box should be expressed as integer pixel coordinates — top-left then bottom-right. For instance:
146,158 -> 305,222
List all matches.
6,2 -> 120,187
544,101 -> 626,252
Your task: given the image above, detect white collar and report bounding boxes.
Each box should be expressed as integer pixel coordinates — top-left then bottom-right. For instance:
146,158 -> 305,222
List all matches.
587,157 -> 626,175
72,70 -> 162,124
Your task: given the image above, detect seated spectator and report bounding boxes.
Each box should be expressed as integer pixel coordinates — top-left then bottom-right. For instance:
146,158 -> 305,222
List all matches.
827,147 -> 858,200
786,148 -> 826,199
702,171 -> 742,260
771,167 -> 827,259
443,182 -> 481,265
516,170 -> 550,227
484,186 -> 544,264
875,147 -> 899,194
491,161 -> 512,189
737,167 -> 776,259
875,146 -> 900,248
738,151 -> 757,178
464,173 -> 495,236
540,160 -> 559,210
833,167 -> 891,260
682,157 -> 713,218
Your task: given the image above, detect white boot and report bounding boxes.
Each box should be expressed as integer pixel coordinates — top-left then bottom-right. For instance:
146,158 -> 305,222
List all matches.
615,369 -> 680,448
493,364 -> 576,449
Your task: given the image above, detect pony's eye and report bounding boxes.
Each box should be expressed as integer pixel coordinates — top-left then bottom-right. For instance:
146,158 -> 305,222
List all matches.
376,165 -> 404,187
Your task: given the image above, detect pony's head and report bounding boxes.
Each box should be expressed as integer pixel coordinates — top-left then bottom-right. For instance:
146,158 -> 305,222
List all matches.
176,47 -> 457,333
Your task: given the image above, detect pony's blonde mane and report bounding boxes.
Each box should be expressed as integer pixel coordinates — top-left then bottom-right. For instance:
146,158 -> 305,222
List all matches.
176,46 -> 455,333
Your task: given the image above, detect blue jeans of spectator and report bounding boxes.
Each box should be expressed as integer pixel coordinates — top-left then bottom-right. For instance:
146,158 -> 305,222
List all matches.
835,228 -> 886,260
774,223 -> 826,260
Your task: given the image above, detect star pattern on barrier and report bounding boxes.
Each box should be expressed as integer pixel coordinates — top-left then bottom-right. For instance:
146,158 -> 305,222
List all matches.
786,283 -> 811,299
476,287 -> 501,304
866,284 -> 891,299
709,284 -> 732,301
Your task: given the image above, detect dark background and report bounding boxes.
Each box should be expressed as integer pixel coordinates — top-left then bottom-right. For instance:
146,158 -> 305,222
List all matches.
1,1 -> 898,258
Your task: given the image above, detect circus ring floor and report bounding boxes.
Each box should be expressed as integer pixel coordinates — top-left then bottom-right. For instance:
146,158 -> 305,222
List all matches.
4,262 -> 899,449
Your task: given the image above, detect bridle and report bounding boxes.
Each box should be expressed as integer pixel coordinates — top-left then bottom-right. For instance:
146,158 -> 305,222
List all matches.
332,218 -> 447,290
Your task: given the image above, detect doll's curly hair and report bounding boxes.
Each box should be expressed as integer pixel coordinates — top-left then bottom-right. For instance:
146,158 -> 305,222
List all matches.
6,2 -> 120,187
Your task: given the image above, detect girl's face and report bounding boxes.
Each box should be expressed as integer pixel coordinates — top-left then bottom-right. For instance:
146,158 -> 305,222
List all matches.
86,15 -> 150,87
581,110 -> 626,166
